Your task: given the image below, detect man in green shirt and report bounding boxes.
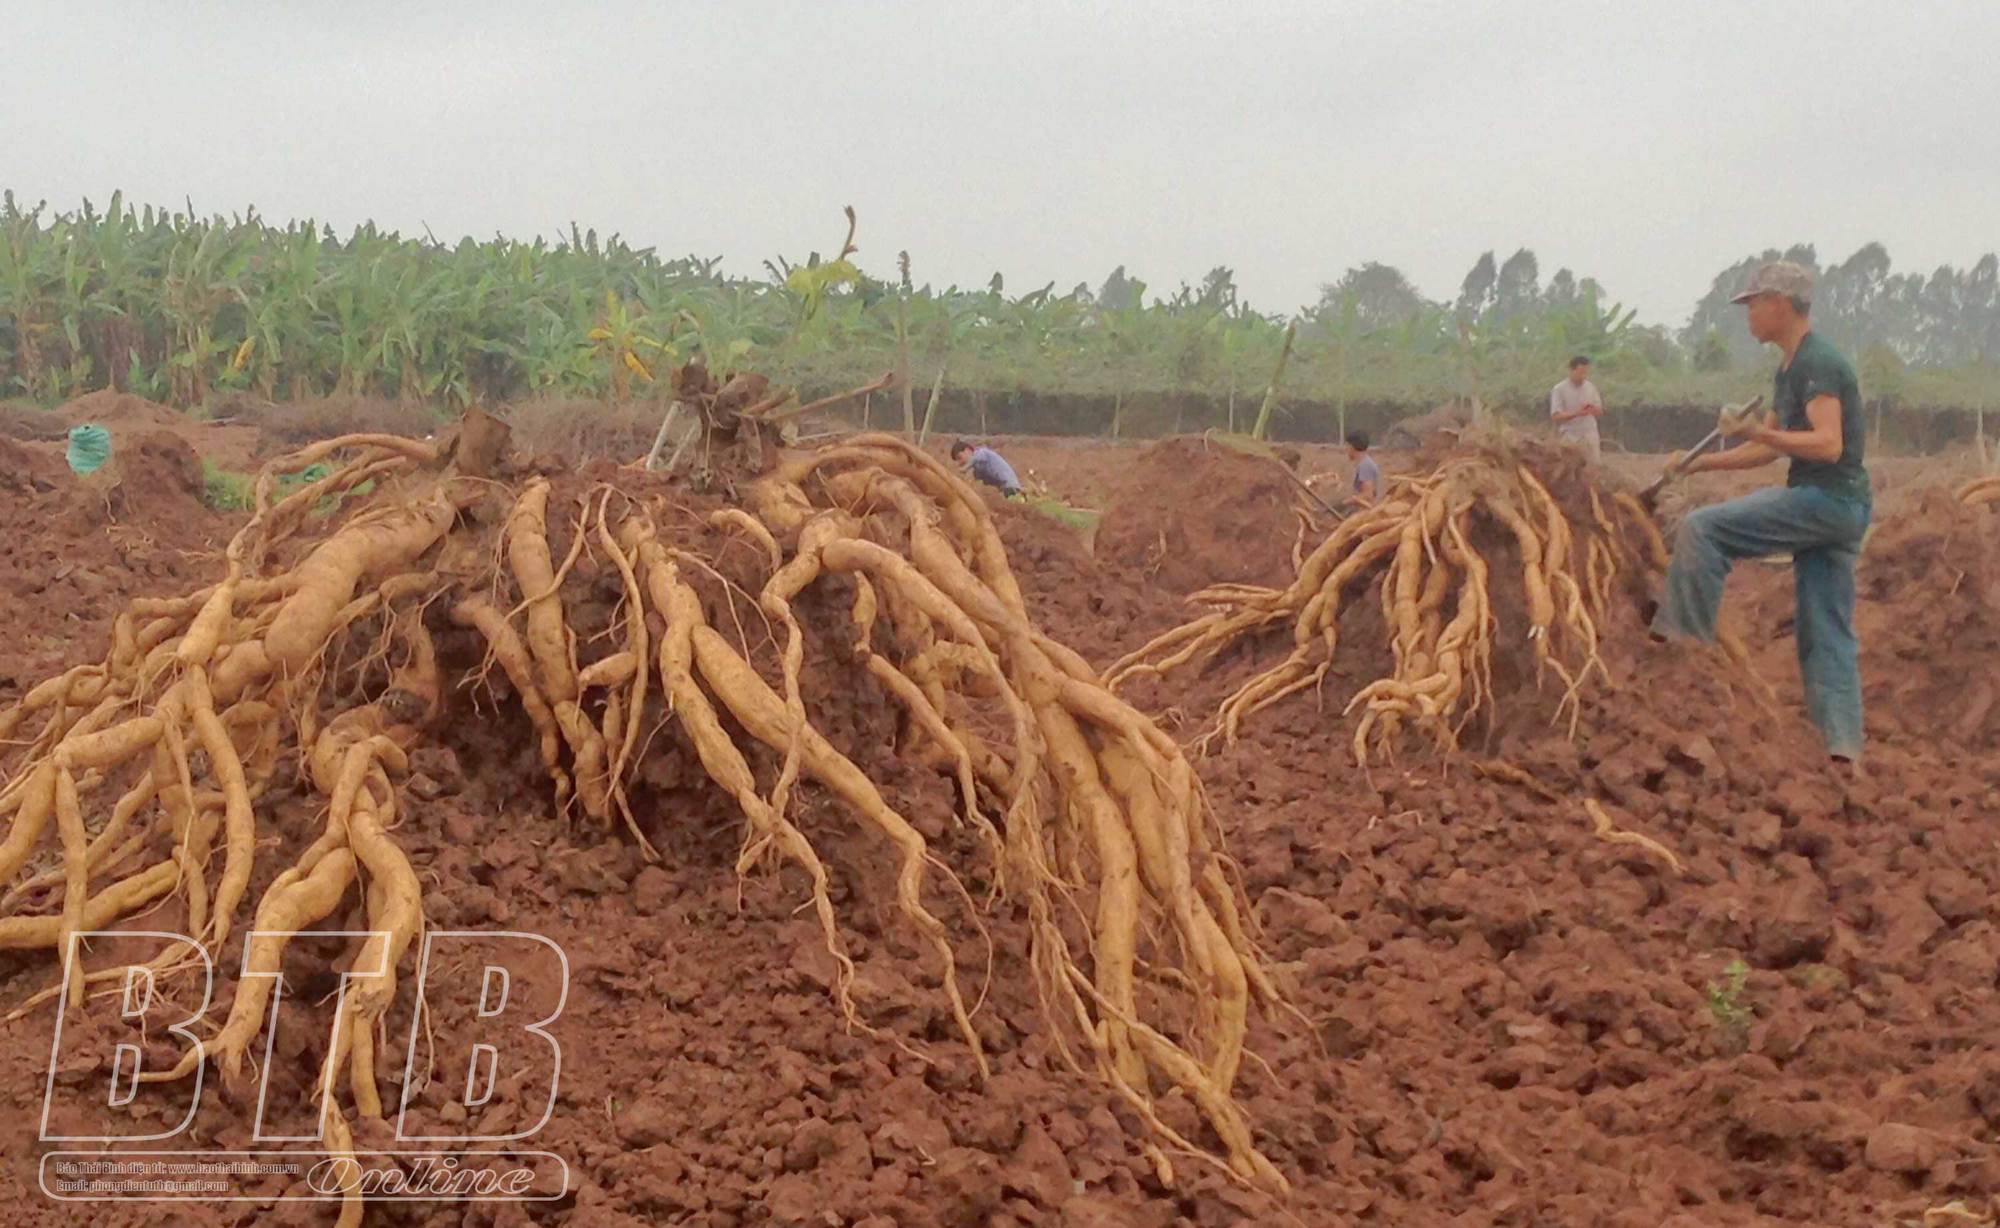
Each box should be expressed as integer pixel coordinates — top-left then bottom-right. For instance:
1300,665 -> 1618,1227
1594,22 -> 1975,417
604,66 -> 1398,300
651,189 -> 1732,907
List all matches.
1651,261 -> 1871,767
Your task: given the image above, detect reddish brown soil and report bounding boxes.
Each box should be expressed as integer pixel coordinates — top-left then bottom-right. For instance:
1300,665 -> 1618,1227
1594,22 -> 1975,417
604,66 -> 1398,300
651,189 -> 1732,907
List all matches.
3,438 -> 1999,1227
1102,454 -> 2000,1226
1093,437 -> 1309,596
0,431 -> 235,704
1802,491 -> 1997,749
0,401 -> 69,442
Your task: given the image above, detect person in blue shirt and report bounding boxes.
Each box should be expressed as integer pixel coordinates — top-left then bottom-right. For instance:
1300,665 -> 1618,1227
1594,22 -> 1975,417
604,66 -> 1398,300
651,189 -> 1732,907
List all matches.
1346,431 -> 1381,505
949,439 -> 1023,498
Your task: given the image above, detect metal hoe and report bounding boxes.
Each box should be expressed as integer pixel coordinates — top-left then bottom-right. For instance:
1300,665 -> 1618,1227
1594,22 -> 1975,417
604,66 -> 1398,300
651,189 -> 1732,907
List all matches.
1638,394 -> 1763,506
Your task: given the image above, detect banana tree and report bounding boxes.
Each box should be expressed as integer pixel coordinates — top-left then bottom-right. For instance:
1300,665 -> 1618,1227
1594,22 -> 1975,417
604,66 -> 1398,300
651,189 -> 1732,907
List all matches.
0,194 -> 56,397
586,291 -> 670,400
234,222 -> 325,399
161,217 -> 251,405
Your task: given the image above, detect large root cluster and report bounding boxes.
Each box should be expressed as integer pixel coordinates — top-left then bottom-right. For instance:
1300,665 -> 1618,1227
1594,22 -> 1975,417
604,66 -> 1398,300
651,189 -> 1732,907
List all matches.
0,425 -> 1286,1223
1109,448 -> 1670,763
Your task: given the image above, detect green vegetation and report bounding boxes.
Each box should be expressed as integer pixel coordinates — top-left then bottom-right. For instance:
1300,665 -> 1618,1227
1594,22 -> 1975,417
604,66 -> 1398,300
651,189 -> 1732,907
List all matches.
202,459 -> 344,513
202,461 -> 252,511
1027,495 -> 1101,534
1707,958 -> 1754,1037
2,192 -> 1996,429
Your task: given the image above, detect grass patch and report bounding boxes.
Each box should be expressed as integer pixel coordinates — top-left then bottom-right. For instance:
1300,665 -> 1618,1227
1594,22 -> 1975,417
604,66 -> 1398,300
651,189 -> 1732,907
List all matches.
203,460 -> 356,514
1707,958 -> 1753,1038
1029,496 -> 1101,534
203,462 -> 254,511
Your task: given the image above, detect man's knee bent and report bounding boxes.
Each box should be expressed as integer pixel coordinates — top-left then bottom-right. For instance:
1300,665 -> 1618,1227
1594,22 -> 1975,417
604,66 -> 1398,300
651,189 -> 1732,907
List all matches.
1674,507 -> 1720,556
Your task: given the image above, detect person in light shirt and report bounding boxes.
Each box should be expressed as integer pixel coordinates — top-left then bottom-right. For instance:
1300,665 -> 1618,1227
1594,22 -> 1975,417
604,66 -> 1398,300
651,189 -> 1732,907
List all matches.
1549,355 -> 1604,462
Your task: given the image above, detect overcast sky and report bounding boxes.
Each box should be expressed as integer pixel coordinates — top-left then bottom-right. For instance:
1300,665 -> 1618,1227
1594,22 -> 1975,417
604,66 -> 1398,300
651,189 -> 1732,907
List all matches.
5,1 -> 1996,326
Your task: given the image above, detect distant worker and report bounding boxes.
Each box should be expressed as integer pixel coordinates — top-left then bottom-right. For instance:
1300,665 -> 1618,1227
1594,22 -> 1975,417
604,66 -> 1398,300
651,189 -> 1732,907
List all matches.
1345,430 -> 1380,505
1650,261 -> 1870,770
1549,355 -> 1605,462
949,439 -> 1023,498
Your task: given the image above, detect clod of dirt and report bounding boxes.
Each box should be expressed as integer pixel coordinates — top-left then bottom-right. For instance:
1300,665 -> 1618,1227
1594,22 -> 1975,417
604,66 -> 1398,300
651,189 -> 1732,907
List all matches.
1863,1121 -> 1946,1174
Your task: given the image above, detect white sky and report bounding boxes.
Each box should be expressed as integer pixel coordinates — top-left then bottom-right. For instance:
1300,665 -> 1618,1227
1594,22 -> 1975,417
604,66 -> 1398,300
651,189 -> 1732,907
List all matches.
5,0 -> 1996,325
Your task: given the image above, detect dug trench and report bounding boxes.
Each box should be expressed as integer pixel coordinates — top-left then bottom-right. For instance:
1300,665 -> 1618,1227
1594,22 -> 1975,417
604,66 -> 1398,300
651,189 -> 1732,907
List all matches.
0,424 -> 1996,1228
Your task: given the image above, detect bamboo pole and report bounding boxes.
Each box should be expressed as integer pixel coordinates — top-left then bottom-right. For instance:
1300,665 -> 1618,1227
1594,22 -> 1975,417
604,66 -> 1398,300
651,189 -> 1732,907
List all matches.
916,364 -> 947,446
1249,322 -> 1297,441
643,402 -> 684,470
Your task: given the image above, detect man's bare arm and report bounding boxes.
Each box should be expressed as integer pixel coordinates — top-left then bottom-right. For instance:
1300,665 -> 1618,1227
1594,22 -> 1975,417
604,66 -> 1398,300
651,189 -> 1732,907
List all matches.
1748,394 -> 1844,464
1690,439 -> 1781,473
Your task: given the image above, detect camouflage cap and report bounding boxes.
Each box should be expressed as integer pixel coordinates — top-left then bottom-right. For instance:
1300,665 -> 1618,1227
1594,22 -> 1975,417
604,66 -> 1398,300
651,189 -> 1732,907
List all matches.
1731,260 -> 1814,305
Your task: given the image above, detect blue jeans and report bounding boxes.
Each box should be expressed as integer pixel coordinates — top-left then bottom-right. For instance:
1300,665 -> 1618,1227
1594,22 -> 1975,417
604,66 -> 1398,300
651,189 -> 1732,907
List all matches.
1650,485 -> 1870,759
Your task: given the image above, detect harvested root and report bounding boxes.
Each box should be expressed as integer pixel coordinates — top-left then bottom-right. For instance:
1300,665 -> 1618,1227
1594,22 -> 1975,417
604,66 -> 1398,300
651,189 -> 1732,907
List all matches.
1111,445 -> 1643,763
0,409 -> 1288,1212
1958,475 -> 2000,508
1583,798 -> 1684,874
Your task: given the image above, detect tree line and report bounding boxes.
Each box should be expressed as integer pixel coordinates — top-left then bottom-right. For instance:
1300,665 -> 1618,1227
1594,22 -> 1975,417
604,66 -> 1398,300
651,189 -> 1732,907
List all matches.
2,191 -> 1994,423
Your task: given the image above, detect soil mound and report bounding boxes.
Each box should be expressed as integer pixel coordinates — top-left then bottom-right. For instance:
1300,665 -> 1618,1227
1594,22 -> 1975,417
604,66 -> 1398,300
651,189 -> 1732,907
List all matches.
1094,436 -> 1305,594
1857,491 -> 2000,745
0,432 -> 1298,1226
54,387 -> 192,434
6,429 -> 1998,1227
992,499 -> 1179,667
50,387 -> 262,469
0,402 -> 65,442
0,429 -> 229,701
253,395 -> 443,455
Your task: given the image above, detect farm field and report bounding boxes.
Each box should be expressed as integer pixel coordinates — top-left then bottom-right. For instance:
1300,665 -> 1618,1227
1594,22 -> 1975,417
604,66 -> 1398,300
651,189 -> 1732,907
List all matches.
0,390 -> 1998,1228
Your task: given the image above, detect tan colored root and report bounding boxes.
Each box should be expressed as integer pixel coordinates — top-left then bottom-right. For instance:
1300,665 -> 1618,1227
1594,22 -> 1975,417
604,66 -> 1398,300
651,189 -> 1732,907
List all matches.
690,622 -> 990,1080
261,488 -> 457,678
53,769 -> 90,1009
505,479 -> 580,702
184,672 -> 255,948
1116,455 -> 1636,763
452,598 -> 572,811
635,537 -> 857,1024
1614,491 -> 1672,569
710,507 -> 782,570
1584,798 -> 1684,874
1954,474 -> 2000,506
0,860 -> 180,949
592,498 -> 657,857
204,848 -> 359,1083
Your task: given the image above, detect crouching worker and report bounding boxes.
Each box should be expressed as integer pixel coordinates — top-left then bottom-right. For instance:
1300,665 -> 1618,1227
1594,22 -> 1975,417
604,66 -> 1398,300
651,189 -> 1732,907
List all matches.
950,439 -> 1023,498
1650,261 -> 1871,769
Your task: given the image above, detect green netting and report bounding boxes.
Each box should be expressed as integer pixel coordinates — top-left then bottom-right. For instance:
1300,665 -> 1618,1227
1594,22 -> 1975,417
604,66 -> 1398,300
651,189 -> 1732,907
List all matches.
66,424 -> 112,476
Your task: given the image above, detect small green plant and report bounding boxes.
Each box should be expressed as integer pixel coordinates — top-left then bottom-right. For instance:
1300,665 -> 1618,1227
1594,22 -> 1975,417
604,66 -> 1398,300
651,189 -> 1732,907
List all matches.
204,460 -> 352,514
202,462 -> 253,511
1707,958 -> 1753,1036
1029,496 -> 1100,534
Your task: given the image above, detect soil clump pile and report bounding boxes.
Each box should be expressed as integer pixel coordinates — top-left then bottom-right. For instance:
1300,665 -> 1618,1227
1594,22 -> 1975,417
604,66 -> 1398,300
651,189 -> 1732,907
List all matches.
1094,437 -> 1306,595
